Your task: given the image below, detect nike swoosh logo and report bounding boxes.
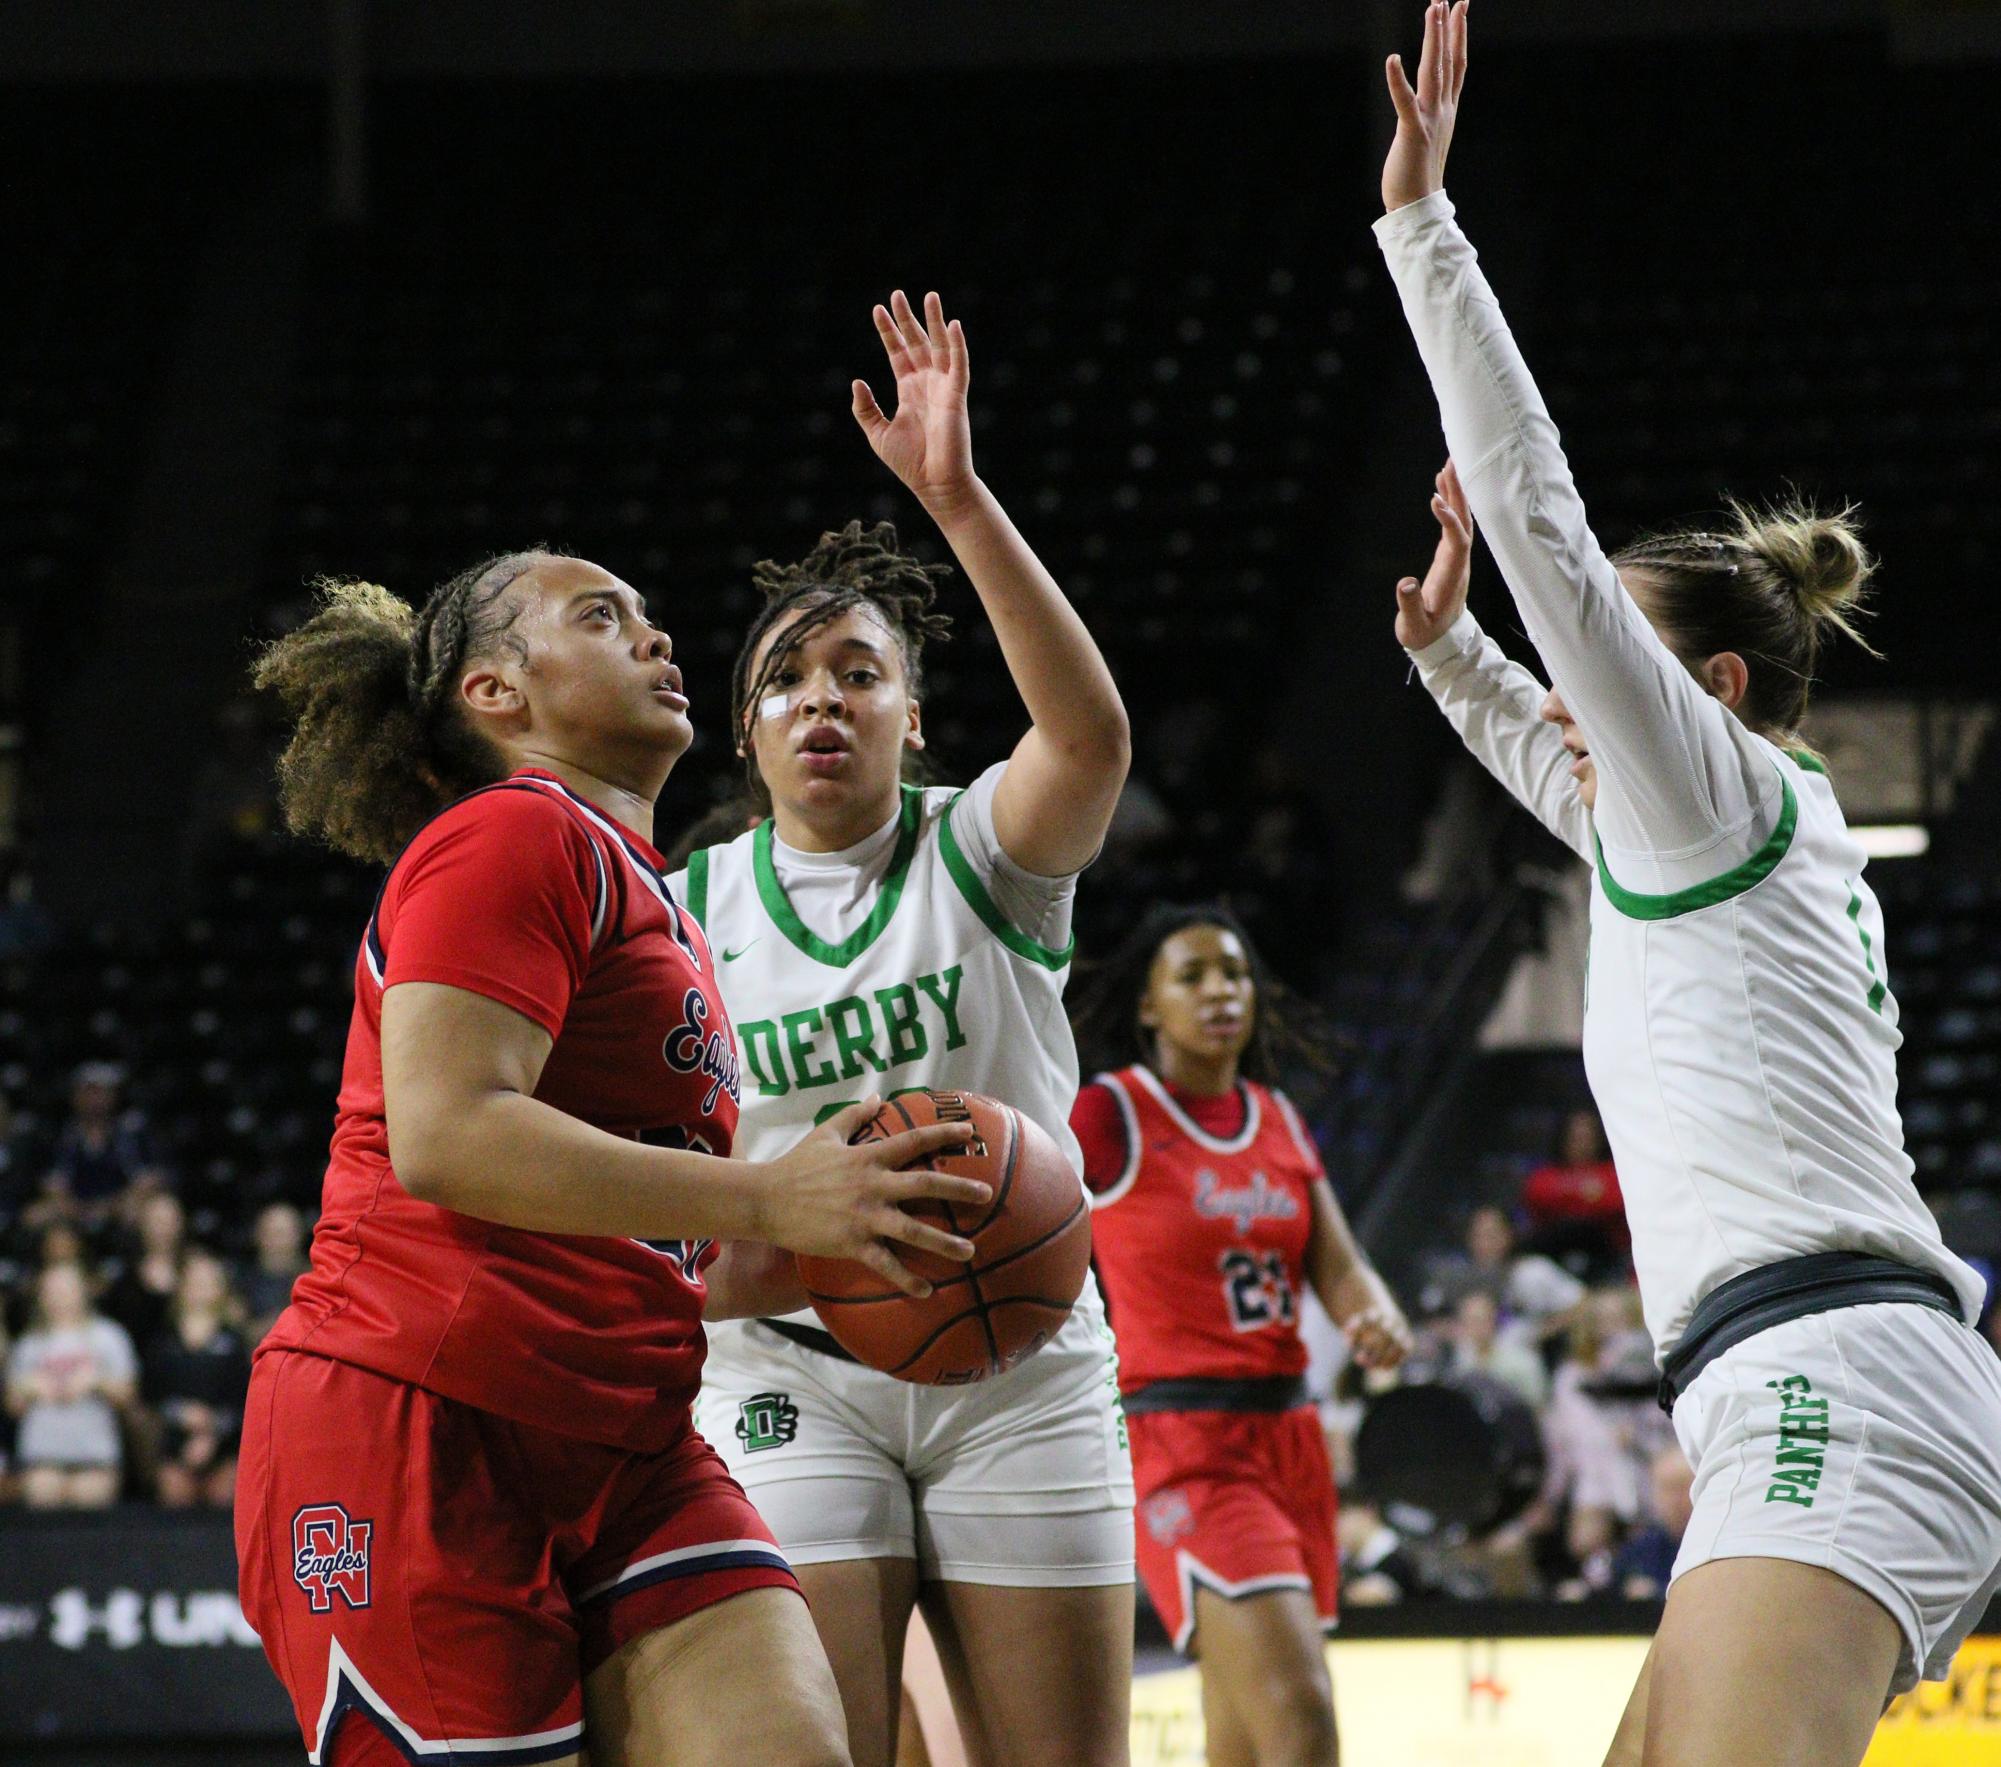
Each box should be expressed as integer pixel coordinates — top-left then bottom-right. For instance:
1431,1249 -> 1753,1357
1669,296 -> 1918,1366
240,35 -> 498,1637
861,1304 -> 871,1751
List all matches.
722,941 -> 758,962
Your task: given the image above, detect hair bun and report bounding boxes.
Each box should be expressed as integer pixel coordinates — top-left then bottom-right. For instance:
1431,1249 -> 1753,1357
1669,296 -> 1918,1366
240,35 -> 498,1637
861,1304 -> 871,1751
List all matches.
1728,496 -> 1875,630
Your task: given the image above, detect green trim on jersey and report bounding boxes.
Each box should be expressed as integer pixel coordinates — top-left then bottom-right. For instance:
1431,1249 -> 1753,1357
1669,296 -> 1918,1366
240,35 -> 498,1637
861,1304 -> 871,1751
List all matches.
1788,750 -> 1830,778
1595,769 -> 1799,923
684,847 -> 709,927
938,793 -> 1075,970
1846,883 -> 1889,1014
753,786 -> 923,967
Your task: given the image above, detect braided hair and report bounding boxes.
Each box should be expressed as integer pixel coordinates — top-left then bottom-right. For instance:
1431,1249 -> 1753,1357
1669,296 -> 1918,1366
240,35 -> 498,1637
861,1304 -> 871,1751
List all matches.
251,550 -> 544,864
729,520 -> 954,810
1068,901 -> 1342,1088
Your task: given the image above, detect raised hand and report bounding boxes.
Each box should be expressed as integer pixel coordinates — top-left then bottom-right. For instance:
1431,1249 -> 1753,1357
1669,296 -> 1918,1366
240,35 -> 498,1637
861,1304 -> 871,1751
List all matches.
759,1094 -> 991,1299
1382,0 -> 1468,212
853,289 -> 976,512
1395,458 -> 1475,650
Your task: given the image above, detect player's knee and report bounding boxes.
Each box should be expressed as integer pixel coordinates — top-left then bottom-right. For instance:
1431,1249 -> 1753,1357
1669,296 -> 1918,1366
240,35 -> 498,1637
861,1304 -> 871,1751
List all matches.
1256,1672 -> 1337,1766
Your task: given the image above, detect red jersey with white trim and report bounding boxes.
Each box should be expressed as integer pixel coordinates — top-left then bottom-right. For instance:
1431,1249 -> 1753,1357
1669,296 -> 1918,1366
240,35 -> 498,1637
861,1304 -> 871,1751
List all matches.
1074,1066 -> 1322,1393
262,767 -> 743,1453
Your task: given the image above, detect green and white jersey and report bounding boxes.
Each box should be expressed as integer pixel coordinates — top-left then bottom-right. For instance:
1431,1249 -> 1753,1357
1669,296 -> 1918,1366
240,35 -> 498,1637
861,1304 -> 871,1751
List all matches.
1382,192 -> 1983,1356
669,762 -> 1099,1333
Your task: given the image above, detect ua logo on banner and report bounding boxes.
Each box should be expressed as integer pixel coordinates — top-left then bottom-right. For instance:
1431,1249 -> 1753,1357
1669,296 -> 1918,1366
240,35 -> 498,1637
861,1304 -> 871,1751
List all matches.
735,1392 -> 800,1453
292,1504 -> 373,1612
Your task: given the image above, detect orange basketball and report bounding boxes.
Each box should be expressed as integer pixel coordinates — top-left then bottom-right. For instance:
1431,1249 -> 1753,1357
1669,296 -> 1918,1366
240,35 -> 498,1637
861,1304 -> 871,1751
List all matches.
796,1088 -> 1091,1385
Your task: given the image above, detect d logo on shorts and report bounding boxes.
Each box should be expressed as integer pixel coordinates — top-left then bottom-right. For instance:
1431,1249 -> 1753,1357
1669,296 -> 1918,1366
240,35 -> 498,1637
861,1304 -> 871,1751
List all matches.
292,1504 -> 373,1612
736,1392 -> 800,1453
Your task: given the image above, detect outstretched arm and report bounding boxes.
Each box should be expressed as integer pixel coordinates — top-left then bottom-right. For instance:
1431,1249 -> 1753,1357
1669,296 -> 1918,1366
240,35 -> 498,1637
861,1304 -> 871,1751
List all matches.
855,290 -> 1130,877
1377,2 -> 1776,882
1401,462 -> 1593,861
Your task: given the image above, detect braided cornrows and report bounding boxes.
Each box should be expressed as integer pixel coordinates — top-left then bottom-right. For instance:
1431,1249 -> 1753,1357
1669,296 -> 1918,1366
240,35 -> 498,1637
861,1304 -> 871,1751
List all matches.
252,550 -> 543,863
729,520 -> 954,806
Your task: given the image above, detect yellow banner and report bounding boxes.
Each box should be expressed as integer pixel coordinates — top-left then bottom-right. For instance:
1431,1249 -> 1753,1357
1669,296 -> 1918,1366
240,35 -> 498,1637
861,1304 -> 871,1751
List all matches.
1130,1635 -> 2001,1767
1869,1638 -> 2001,1766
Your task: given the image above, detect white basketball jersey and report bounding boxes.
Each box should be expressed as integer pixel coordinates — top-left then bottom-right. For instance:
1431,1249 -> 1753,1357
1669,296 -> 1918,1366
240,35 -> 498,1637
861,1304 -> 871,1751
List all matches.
1582,744 -> 1983,1352
670,767 -> 1100,1333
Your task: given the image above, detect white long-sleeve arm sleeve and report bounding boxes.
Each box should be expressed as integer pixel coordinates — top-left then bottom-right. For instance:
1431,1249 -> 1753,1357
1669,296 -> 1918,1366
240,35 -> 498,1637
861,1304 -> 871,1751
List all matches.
1407,611 -> 1593,863
1374,193 -> 1781,891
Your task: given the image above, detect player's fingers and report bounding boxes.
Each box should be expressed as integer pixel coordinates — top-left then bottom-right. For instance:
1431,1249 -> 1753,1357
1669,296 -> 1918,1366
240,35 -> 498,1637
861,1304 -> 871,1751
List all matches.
876,1209 -> 976,1262
1385,53 -> 1419,124
888,1166 -> 992,1209
856,1239 -> 932,1299
890,288 -> 931,366
1396,576 -> 1421,598
874,1121 -> 979,1165
1451,0 -> 1470,100
1418,2 -> 1443,109
852,380 -> 888,440
824,1094 -> 885,1143
948,316 -> 970,386
923,290 -> 949,354
873,303 -> 910,372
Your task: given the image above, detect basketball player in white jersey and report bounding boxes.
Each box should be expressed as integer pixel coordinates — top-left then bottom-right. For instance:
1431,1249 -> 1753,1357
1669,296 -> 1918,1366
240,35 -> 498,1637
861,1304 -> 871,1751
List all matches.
1377,8 -> 2001,1763
670,290 -> 1134,1767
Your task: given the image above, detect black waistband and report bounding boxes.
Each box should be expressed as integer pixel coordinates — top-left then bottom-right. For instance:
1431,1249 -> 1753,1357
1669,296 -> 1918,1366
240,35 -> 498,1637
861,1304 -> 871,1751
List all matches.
1122,1374 -> 1309,1416
756,1318 -> 860,1363
1658,1252 -> 1961,1413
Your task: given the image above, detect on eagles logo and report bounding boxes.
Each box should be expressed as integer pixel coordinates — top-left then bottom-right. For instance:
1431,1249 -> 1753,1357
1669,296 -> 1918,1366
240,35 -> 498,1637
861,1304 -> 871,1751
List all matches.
736,1392 -> 799,1453
291,1503 -> 372,1612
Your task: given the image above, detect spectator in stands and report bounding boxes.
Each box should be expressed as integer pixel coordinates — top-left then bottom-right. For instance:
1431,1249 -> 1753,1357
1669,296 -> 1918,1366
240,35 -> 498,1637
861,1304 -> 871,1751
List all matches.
102,1190 -> 186,1352
1537,1289 -> 1663,1594
4,1222 -> 91,1337
5,1262 -> 137,1509
1337,1497 -> 1429,1605
37,1062 -> 168,1228
143,1249 -> 251,1509
1419,1203 -> 1587,1343
1521,1105 -> 1628,1267
239,1201 -> 309,1340
1447,1288 -> 1548,1409
1612,1445 -> 1696,1600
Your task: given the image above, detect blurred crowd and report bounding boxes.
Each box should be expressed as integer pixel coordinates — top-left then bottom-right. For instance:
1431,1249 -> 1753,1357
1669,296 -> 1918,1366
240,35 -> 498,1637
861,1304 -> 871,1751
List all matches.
1332,1106 -> 2001,1607
0,1061 -> 306,1512
5,1062 -> 1992,1619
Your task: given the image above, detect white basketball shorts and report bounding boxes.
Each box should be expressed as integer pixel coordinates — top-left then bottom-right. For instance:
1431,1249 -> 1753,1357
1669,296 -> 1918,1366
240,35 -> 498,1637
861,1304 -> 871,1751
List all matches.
1671,1299 -> 2001,1693
696,1303 -> 1135,1587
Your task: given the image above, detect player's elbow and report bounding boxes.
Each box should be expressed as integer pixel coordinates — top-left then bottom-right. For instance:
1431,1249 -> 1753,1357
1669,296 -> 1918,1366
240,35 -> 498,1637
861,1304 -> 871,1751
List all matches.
1053,704 -> 1132,787
385,1103 -> 468,1206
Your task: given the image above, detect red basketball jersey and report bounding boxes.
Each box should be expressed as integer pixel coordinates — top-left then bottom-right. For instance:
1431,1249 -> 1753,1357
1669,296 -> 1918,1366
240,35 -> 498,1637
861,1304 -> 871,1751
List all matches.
263,767 -> 743,1453
1075,1066 -> 1323,1393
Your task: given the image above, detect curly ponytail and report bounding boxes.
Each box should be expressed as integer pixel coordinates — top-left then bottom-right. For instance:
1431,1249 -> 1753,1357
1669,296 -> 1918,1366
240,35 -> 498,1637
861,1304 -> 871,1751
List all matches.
252,551 -> 543,863
1613,496 -> 1879,738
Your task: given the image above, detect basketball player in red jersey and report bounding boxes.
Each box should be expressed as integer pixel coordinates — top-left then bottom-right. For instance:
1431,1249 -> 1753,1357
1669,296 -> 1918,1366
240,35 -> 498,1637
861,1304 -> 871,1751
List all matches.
1070,905 -> 1411,1767
238,552 -> 990,1767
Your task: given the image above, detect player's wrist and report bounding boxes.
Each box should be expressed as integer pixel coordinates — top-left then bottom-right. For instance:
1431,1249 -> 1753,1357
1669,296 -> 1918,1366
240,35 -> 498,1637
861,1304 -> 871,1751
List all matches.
917,473 -> 988,529
732,1158 -> 785,1244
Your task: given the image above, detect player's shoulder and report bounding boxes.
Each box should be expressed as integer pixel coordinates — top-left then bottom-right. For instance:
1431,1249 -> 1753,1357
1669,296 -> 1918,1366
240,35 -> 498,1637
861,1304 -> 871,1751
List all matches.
391,777 -> 605,887
918,762 -> 1006,831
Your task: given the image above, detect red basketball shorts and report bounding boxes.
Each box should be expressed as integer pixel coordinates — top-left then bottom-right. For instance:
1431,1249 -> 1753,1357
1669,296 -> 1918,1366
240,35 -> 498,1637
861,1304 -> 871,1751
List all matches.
236,1350 -> 799,1765
1128,1405 -> 1339,1654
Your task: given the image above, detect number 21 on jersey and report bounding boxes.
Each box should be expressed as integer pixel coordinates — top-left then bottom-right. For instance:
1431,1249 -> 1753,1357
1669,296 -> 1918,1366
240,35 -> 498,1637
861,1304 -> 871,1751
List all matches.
1220,1248 -> 1296,1332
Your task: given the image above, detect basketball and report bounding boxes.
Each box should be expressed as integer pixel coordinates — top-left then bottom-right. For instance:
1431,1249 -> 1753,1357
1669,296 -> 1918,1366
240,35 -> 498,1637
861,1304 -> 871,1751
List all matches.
796,1089 -> 1091,1384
